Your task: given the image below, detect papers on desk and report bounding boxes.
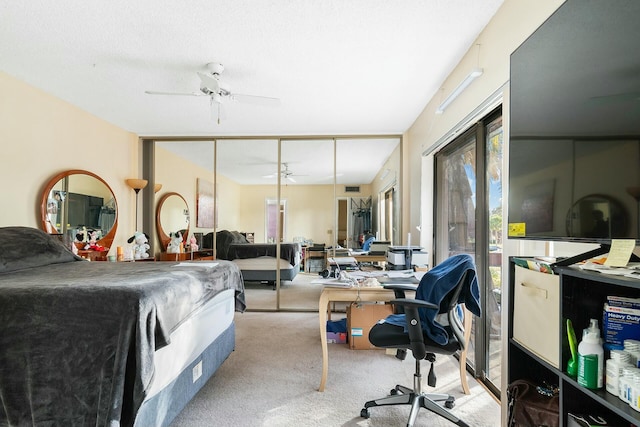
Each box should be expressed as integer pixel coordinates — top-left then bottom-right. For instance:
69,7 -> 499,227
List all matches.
349,250 -> 368,256
380,269 -> 425,283
327,257 -> 358,265
579,261 -> 640,278
385,269 -> 414,278
311,278 -> 356,287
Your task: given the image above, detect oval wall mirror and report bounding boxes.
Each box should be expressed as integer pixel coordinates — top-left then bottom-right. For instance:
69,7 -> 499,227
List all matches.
156,192 -> 190,250
40,169 -> 118,250
566,194 -> 628,239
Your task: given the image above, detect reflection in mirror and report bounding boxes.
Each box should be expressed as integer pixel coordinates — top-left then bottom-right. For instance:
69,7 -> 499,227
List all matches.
40,169 -> 117,251
336,138 -> 401,248
277,139 -> 335,311
156,192 -> 190,251
152,136 -> 401,312
217,139 -> 279,310
566,194 -> 628,239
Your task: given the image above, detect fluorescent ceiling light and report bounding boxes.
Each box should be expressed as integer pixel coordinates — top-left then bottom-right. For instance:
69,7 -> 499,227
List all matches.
435,68 -> 483,114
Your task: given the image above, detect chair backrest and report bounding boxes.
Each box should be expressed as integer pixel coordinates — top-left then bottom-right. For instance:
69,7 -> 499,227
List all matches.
445,270 -> 470,351
415,254 -> 478,353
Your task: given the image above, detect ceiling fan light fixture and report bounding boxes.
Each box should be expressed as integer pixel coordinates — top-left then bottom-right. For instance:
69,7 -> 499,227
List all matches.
206,62 -> 224,75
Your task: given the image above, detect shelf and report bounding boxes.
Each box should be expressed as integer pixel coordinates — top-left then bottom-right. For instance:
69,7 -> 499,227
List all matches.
561,375 -> 640,425
507,258 -> 640,426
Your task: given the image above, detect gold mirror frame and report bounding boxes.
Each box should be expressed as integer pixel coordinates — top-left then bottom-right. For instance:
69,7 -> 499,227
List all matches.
40,169 -> 118,250
156,192 -> 190,250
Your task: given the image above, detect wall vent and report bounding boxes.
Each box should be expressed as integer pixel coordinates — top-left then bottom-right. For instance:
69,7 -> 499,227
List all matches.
345,186 -> 361,193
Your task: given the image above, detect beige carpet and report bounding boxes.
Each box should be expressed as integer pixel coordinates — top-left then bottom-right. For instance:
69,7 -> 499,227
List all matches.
169,311 -> 501,426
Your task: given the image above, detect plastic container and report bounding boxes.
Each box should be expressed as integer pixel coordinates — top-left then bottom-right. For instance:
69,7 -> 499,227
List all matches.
606,350 -> 631,395
577,318 -> 604,389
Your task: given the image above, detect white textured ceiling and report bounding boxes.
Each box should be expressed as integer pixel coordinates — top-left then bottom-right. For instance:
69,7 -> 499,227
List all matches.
0,0 -> 503,136
1,1 -> 503,184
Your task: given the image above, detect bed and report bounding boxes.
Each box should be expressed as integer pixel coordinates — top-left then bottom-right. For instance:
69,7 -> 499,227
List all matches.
0,226 -> 246,427
203,230 -> 302,285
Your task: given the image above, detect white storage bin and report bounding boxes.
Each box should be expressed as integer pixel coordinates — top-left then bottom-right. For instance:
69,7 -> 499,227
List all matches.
513,265 -> 560,368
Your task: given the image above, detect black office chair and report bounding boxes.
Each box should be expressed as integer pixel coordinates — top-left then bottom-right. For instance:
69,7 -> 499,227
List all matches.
360,254 -> 480,427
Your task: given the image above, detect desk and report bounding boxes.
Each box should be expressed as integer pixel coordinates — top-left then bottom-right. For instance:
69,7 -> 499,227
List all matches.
304,247 -> 326,272
317,285 -> 472,394
318,286 -> 397,392
352,254 -> 387,264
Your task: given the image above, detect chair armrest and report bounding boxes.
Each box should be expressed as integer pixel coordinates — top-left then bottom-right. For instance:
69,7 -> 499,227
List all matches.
382,283 -> 418,292
389,298 -> 432,360
383,284 -> 419,314
391,298 -> 438,310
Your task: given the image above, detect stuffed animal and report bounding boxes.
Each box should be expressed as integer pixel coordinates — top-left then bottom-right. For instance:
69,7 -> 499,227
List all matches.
75,226 -> 87,245
188,235 -> 198,252
127,231 -> 150,259
167,231 -> 183,254
85,229 -> 104,251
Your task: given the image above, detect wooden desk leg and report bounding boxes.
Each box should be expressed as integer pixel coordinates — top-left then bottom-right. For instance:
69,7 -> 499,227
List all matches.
318,290 -> 330,392
459,306 -> 472,395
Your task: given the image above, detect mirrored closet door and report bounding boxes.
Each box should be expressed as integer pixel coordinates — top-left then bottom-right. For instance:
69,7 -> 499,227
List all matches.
147,135 -> 402,312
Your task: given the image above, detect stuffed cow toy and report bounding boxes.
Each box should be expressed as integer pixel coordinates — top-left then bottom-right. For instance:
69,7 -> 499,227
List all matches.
127,231 -> 150,259
167,231 -> 183,254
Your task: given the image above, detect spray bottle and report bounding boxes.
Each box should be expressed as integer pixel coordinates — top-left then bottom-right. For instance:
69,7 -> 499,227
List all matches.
577,318 -> 604,389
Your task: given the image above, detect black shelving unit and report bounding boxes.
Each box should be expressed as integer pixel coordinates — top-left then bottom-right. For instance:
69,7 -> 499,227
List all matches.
507,258 -> 640,426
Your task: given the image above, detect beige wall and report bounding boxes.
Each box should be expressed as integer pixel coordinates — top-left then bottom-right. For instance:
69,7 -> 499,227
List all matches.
2,0 -> 568,260
405,0 -> 565,253
0,71 -> 139,255
157,144 -> 376,245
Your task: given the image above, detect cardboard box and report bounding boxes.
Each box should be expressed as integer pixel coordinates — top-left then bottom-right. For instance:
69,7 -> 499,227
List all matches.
603,303 -> 640,349
326,332 -> 347,344
513,265 -> 560,368
347,302 -> 393,350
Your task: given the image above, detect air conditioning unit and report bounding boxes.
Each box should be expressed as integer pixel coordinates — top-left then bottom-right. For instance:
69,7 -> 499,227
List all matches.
345,186 -> 360,193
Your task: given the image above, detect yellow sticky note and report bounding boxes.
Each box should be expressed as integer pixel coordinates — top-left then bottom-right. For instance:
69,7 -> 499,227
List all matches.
508,223 -> 526,237
604,239 -> 636,267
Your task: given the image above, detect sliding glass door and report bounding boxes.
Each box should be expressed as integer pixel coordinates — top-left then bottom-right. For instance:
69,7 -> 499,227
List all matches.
434,106 -> 503,395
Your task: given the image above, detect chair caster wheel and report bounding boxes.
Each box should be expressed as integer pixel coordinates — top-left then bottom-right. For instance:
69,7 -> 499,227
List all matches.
390,388 -> 399,395
360,408 -> 370,419
445,399 -> 455,409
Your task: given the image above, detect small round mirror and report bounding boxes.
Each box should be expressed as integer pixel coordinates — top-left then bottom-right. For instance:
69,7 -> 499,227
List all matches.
40,169 -> 117,250
156,192 -> 190,250
566,194 -> 628,239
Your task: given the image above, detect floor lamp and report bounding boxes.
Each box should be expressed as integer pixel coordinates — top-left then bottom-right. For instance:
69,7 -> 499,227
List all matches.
125,178 -> 148,231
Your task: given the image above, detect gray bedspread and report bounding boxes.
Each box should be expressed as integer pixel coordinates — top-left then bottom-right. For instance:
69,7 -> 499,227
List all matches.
0,260 -> 245,427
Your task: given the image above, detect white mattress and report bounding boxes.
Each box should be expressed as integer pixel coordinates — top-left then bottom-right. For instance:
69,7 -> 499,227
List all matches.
145,288 -> 235,398
232,256 -> 294,270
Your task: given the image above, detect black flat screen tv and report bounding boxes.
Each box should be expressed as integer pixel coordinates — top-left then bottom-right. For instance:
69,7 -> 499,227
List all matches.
508,0 -> 640,250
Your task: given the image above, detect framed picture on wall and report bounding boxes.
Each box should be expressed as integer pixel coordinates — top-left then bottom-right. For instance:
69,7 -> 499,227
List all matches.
521,179 -> 555,233
196,178 -> 216,228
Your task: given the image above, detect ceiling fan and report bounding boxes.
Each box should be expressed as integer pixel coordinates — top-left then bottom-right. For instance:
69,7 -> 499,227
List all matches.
262,163 -> 306,183
145,62 -> 280,123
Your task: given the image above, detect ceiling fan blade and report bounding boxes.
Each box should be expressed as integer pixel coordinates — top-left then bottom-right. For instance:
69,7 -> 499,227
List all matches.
197,72 -> 220,92
145,90 -> 205,96
287,176 -> 296,183
229,93 -> 281,106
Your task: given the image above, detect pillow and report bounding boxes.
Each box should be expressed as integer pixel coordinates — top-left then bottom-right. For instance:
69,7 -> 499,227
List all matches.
0,226 -> 81,273
230,231 -> 250,244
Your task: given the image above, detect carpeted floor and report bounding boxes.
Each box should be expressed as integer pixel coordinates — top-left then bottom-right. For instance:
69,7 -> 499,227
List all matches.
169,311 -> 501,426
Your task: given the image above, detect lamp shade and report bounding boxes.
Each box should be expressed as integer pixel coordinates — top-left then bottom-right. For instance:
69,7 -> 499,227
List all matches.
125,178 -> 148,191
154,183 -> 163,193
